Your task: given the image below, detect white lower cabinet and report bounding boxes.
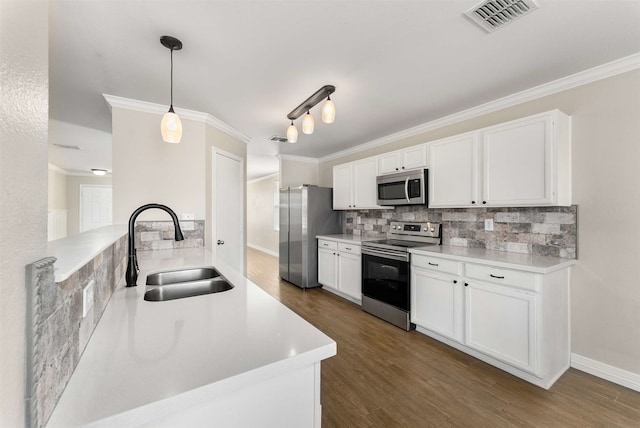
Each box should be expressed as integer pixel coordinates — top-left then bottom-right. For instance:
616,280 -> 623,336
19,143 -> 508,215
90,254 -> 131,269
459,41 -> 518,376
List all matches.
410,253 -> 570,389
464,280 -> 538,375
317,239 -> 362,303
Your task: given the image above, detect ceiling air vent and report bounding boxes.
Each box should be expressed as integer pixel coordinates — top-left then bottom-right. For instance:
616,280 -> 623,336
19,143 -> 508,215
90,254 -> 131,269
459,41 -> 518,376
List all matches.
465,0 -> 539,33
269,136 -> 289,143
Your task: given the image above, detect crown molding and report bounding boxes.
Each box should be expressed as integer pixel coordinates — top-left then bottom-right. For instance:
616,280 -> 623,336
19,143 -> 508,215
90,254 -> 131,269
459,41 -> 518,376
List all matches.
102,94 -> 251,144
276,154 -> 321,164
48,163 -> 70,175
247,172 -> 279,185
320,52 -> 640,163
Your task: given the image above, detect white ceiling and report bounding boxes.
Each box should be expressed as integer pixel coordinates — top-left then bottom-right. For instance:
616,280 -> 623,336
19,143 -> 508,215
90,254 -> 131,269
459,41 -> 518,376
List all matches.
48,0 -> 640,180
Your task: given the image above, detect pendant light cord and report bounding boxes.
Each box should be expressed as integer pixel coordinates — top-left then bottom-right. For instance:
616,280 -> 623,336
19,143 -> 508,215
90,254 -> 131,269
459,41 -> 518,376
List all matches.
170,47 -> 174,108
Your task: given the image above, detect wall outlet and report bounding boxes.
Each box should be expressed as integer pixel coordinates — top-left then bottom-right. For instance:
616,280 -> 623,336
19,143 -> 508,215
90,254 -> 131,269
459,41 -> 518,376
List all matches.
82,280 -> 95,318
182,213 -> 194,220
484,219 -> 494,231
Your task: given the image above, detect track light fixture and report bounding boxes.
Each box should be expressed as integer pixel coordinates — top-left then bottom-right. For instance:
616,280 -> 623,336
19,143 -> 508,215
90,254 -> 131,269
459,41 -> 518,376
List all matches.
285,85 -> 336,143
160,35 -> 183,143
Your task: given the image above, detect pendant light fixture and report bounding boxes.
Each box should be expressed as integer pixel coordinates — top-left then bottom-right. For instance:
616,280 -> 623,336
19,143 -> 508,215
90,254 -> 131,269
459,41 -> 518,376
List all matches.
285,85 -> 335,142
160,35 -> 183,144
286,120 -> 298,143
322,95 -> 335,123
302,111 -> 315,134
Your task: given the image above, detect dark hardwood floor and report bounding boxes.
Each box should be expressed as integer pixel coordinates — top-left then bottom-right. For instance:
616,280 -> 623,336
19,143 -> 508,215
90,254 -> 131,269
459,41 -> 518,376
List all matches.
246,247 -> 640,428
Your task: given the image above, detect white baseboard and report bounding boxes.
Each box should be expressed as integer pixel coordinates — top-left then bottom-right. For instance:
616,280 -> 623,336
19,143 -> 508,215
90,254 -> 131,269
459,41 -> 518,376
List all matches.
247,243 -> 278,258
571,353 -> 640,392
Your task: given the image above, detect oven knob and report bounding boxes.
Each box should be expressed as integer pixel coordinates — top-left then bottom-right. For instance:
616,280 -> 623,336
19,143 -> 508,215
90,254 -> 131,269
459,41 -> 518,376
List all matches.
430,228 -> 434,232
423,227 -> 427,231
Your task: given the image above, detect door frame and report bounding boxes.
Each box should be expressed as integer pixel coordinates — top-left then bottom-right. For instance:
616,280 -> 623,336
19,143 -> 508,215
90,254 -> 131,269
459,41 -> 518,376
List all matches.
211,147 -> 245,274
79,184 -> 112,233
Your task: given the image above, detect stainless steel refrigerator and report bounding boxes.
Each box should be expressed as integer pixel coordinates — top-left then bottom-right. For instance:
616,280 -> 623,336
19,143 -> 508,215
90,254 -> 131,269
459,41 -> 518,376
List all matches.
279,185 -> 341,289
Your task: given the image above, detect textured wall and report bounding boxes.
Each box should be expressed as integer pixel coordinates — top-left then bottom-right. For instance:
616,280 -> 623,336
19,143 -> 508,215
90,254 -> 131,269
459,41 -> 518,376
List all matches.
346,205 -> 577,258
0,1 -> 49,426
134,220 -> 205,250
25,236 -> 127,428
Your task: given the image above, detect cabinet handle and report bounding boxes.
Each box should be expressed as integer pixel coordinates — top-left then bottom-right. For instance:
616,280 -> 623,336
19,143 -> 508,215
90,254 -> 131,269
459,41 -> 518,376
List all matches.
337,253 -> 340,256
395,167 -> 399,170
345,247 -> 351,250
428,262 -> 439,266
482,201 -> 487,205
489,274 -> 505,279
453,280 -> 458,284
471,201 -> 476,204
401,166 -> 405,169
464,283 -> 468,287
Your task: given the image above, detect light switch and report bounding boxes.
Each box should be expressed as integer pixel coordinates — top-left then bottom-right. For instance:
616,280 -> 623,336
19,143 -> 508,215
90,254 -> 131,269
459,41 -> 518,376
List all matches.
484,219 -> 494,231
82,280 -> 95,318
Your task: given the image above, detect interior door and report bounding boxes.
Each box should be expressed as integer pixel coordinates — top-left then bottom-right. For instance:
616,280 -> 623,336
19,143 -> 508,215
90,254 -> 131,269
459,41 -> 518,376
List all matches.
214,149 -> 244,273
80,185 -> 112,232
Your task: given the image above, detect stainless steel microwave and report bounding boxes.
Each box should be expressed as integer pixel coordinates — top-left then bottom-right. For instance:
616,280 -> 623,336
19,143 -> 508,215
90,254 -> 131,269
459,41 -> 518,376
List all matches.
376,169 -> 428,206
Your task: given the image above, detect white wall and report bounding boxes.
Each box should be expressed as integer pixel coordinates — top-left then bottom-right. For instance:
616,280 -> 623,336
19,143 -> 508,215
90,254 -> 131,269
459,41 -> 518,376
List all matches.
48,166 -> 67,210
279,156 -> 319,188
319,70 -> 640,376
112,108 -> 206,223
0,1 -> 49,426
247,174 -> 279,256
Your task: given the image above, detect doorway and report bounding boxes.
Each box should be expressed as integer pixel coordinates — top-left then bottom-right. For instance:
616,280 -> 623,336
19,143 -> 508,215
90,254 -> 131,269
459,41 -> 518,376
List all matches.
79,184 -> 112,232
212,148 -> 244,273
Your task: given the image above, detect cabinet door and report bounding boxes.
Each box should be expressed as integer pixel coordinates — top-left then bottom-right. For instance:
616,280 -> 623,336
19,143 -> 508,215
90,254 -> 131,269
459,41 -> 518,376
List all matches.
411,268 -> 462,341
332,164 -> 353,209
318,248 -> 337,290
464,281 -> 538,375
337,252 -> 361,301
428,133 -> 479,208
482,115 -> 553,206
402,144 -> 428,171
352,157 -> 379,209
378,151 -> 402,175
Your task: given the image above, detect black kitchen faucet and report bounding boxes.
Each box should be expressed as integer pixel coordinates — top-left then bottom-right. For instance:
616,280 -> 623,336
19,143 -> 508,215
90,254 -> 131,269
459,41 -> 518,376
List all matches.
125,203 -> 184,287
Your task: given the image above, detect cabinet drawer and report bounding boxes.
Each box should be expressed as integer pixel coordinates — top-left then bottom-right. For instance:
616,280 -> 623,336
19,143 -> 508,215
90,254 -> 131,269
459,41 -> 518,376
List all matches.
465,263 -> 538,292
338,242 -> 361,255
318,239 -> 337,250
412,254 -> 460,275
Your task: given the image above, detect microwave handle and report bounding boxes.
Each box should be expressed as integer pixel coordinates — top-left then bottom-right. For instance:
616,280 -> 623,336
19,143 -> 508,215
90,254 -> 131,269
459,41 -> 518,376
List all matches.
405,177 -> 410,203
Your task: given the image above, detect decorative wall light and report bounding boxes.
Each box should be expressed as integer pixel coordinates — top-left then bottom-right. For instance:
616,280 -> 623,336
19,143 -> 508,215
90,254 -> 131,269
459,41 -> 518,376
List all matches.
286,85 -> 335,143
160,35 -> 183,143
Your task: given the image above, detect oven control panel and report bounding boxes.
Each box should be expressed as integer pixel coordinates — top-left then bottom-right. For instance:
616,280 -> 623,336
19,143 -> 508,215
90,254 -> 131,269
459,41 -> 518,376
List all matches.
389,222 -> 441,238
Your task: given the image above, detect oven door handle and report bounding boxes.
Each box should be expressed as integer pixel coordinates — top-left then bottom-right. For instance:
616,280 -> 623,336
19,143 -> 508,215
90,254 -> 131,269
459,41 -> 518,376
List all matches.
405,177 -> 410,203
362,247 -> 410,262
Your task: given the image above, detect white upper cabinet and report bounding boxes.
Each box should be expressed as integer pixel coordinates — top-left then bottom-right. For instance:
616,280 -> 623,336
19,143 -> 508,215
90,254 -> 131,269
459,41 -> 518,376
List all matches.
378,144 -> 428,175
428,132 -> 479,208
333,157 -> 385,210
428,110 -> 571,208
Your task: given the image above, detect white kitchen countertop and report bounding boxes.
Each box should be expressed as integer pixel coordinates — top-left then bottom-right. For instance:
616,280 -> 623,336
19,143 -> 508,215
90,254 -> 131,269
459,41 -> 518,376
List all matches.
46,247 -> 336,427
47,225 -> 128,282
316,234 -> 381,244
410,245 -> 576,274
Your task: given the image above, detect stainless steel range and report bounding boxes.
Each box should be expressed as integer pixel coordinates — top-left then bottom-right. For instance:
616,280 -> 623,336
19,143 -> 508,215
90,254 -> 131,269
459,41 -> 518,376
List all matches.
361,222 -> 442,331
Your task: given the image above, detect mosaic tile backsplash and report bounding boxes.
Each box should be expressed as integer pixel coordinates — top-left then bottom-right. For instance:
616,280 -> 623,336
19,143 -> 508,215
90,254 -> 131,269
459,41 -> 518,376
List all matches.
345,206 -> 577,258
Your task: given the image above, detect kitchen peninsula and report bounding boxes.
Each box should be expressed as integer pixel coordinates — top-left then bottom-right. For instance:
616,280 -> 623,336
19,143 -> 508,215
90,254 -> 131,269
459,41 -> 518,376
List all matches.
45,246 -> 336,427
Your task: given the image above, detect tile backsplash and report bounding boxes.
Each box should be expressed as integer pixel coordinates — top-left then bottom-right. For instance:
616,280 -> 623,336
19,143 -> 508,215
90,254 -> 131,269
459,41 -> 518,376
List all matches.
134,220 -> 205,250
345,205 -> 577,258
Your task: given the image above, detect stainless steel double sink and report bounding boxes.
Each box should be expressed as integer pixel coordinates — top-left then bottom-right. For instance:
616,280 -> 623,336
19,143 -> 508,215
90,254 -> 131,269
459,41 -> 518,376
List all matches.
144,267 -> 233,302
